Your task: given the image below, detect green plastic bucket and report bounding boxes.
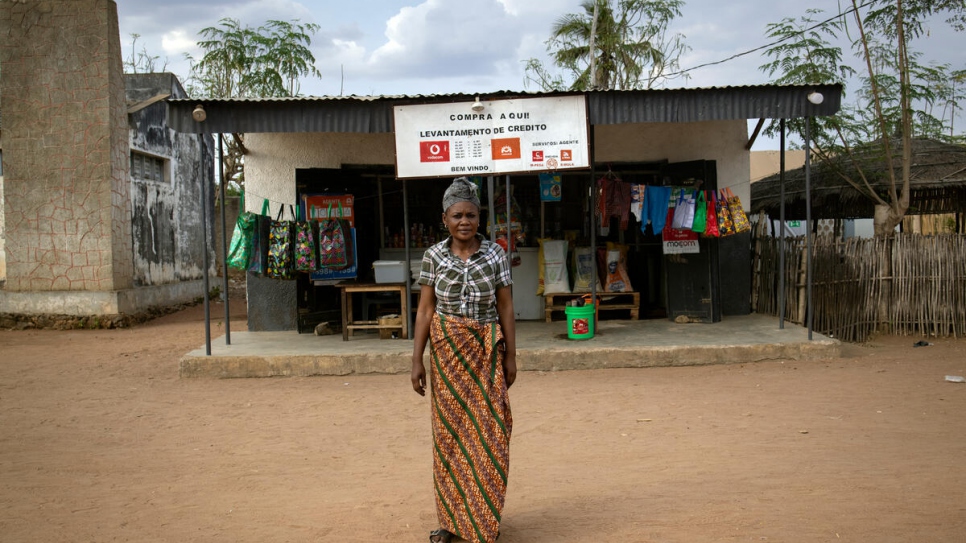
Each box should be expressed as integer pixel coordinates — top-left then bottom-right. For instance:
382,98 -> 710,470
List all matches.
565,303 -> 595,340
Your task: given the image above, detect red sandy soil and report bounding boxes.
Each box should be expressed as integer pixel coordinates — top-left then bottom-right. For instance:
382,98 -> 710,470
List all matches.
1,296 -> 964,542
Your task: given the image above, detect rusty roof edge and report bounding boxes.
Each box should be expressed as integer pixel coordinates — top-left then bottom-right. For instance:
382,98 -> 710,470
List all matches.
167,84 -> 844,134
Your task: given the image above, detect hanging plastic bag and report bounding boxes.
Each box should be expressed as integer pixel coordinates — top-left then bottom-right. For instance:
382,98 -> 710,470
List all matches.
267,205 -> 295,279
702,191 -> 720,238
318,202 -> 348,269
227,193 -> 255,270
670,188 -> 696,230
691,189 -> 707,234
725,187 -> 752,234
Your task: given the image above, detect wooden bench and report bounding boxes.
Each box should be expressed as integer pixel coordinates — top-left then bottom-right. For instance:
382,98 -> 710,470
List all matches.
544,291 -> 640,322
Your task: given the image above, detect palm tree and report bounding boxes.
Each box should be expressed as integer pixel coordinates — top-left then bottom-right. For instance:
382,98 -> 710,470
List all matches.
547,0 -> 685,90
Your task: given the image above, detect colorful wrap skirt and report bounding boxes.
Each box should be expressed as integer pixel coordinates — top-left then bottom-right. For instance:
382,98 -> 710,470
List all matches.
430,312 -> 513,543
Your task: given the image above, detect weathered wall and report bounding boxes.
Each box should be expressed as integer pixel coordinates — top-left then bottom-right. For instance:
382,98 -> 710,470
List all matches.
0,174 -> 5,284
126,73 -> 214,287
0,0 -> 133,293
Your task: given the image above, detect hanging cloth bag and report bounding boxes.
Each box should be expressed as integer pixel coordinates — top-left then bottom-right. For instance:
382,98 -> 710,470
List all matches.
248,199 -> 271,275
702,191 -> 720,238
293,204 -> 318,273
716,188 -> 736,237
318,202 -> 349,269
267,205 -> 295,279
725,187 -> 752,234
227,192 -> 256,270
691,189 -> 708,234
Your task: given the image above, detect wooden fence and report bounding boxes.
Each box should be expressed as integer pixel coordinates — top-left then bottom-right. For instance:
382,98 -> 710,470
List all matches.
752,233 -> 966,342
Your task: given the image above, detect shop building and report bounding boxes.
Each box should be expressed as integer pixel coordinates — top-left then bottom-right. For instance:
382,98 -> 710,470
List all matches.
169,86 -> 841,333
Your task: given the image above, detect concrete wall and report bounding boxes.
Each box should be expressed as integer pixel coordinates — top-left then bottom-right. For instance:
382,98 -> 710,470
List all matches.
0,0 -> 133,294
0,174 -> 5,284
126,73 -> 214,287
0,2 -> 211,317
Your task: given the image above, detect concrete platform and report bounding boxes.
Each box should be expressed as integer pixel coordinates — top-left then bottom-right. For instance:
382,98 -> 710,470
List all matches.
180,314 -> 840,378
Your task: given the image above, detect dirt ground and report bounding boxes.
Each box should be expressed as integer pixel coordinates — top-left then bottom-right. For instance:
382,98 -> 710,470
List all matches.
1,295 -> 965,543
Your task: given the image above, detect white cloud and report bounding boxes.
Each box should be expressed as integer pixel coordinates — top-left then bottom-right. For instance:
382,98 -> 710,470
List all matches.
365,0 -> 527,82
161,30 -> 196,57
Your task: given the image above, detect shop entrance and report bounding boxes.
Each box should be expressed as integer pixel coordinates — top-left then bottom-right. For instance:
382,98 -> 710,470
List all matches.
293,159 -> 726,332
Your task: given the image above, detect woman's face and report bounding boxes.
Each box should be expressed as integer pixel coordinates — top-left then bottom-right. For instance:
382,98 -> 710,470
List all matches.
442,201 -> 480,243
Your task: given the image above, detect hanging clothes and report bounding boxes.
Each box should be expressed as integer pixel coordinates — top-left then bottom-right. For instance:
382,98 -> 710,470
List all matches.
630,184 -> 646,224
641,185 -> 672,235
597,174 -> 631,230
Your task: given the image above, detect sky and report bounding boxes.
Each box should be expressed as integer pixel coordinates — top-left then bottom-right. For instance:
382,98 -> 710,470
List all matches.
116,0 -> 965,148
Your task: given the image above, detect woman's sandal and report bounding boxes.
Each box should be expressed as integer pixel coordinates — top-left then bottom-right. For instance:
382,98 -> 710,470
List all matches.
429,528 -> 453,543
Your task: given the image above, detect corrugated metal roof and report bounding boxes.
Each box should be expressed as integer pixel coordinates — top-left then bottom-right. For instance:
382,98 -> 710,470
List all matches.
167,84 -> 842,134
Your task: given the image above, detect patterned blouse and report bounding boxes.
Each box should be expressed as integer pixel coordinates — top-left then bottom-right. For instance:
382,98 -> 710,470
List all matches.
417,234 -> 513,323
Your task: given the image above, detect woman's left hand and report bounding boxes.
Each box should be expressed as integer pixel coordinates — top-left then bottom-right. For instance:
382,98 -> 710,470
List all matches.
502,353 -> 517,389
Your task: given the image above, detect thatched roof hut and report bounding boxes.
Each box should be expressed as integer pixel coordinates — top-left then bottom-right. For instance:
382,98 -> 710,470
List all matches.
751,138 -> 966,220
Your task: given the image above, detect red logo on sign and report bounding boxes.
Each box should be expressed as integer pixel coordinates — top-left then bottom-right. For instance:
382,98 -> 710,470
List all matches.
560,149 -> 572,161
420,141 -> 450,162
491,138 -> 521,160
532,150 -> 544,162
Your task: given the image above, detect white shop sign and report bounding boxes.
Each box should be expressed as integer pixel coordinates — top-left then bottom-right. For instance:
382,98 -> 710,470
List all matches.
393,95 -> 590,179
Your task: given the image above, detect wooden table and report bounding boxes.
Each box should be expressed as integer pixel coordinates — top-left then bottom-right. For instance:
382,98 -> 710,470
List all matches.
337,282 -> 409,341
544,291 -> 640,322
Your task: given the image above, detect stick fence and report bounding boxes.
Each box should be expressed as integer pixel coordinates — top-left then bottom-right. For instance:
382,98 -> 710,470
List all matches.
752,233 -> 966,342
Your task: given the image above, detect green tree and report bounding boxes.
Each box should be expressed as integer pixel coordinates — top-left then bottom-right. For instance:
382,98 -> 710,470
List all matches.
524,0 -> 689,91
759,0 -> 966,237
185,18 -> 322,189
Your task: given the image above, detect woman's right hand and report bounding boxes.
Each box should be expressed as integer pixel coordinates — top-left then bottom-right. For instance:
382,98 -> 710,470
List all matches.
411,360 -> 426,396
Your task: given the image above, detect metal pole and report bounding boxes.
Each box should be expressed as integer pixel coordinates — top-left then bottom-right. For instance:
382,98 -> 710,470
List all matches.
218,134 -> 230,345
377,177 -> 385,248
778,119 -> 786,330
505,175 -> 511,268
403,179 -> 412,339
589,124 -> 597,320
804,117 -> 814,340
487,177 -> 496,243
201,138 -> 212,356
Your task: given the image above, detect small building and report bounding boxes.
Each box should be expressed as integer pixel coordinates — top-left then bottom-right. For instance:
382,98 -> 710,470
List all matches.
0,0 -> 213,320
168,85 -> 841,332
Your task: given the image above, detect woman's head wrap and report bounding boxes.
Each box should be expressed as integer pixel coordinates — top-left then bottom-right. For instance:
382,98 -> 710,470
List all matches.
442,177 -> 481,212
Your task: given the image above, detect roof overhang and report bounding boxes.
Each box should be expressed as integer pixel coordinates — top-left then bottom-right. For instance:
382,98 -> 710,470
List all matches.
166,84 -> 843,135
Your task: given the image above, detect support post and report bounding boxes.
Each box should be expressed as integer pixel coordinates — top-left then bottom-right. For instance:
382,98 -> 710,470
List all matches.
218,134 -> 230,345
201,139 -> 211,356
804,117 -> 814,340
403,179 -> 412,339
778,119 -> 786,329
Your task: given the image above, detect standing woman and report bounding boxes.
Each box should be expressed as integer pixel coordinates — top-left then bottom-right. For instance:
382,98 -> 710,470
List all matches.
411,177 -> 517,543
